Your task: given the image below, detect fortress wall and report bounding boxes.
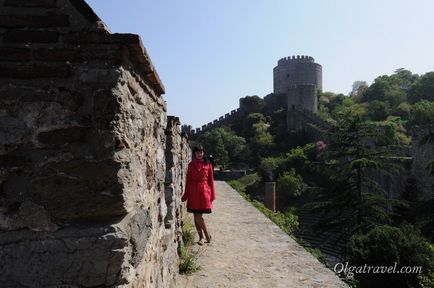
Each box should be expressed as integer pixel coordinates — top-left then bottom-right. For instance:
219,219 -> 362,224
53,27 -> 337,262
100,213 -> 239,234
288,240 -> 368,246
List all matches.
0,1 -> 184,287
411,125 -> 434,200
273,55 -> 322,93
287,84 -> 318,113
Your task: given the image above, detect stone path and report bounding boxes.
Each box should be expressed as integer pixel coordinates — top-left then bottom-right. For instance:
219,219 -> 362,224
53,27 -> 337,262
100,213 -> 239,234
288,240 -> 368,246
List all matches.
176,181 -> 347,288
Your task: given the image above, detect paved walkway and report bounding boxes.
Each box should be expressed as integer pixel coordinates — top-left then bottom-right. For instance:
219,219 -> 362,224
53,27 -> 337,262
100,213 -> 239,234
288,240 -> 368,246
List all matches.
176,181 -> 347,288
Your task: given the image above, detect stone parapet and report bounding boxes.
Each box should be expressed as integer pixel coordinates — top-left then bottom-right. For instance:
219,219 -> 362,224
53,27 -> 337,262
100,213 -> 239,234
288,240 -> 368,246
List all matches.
0,1 -> 182,287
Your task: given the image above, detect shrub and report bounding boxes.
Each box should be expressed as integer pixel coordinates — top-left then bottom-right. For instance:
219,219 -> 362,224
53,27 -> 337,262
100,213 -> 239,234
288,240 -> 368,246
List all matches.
276,168 -> 304,198
179,210 -> 199,274
348,224 -> 434,287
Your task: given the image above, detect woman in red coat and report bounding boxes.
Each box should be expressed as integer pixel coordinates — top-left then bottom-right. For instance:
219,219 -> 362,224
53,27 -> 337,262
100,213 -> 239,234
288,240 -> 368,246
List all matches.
181,145 -> 215,245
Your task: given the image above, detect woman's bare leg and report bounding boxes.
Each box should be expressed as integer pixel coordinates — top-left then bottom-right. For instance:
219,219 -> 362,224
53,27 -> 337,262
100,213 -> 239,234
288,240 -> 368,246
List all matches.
193,213 -> 204,241
197,214 -> 210,242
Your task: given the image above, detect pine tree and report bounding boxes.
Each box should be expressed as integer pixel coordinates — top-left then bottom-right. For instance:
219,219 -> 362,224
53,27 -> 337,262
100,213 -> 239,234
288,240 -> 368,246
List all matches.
307,113 -> 404,241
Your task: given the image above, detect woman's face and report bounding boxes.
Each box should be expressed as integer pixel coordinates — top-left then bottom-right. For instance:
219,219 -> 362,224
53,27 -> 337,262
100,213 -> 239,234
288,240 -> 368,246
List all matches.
195,150 -> 204,160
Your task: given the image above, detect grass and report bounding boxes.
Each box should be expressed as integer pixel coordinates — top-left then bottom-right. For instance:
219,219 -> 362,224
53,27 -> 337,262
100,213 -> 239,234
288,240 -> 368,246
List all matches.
227,178 -> 299,236
179,209 -> 200,274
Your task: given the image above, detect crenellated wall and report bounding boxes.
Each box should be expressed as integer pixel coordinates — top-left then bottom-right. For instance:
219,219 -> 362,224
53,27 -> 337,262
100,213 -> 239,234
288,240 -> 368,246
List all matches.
273,55 -> 322,93
0,1 -> 186,287
182,108 -> 241,135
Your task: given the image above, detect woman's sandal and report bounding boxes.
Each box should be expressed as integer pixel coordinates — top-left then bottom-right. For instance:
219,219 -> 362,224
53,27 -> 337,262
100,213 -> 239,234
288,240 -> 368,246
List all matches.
205,235 -> 212,244
197,238 -> 205,246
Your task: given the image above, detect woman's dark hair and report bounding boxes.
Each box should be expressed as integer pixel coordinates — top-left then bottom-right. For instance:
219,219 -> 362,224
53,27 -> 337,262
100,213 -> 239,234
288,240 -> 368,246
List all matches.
192,144 -> 209,163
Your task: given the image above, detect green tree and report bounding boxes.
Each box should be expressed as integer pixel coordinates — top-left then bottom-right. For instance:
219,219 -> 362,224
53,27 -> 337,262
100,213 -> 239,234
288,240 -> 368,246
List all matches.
309,113 -> 402,236
394,102 -> 412,120
198,127 -> 246,169
331,96 -> 367,118
240,113 -> 275,165
348,225 -> 434,288
242,113 -> 266,139
258,156 -> 285,181
367,100 -> 391,121
350,80 -> 369,102
411,100 -> 434,125
408,72 -> 434,103
250,121 -> 274,162
277,168 -> 304,198
362,71 -> 416,107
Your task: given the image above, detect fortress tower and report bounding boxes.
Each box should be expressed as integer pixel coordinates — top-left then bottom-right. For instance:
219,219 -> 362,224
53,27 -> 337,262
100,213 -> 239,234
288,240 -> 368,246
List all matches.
273,55 -> 322,113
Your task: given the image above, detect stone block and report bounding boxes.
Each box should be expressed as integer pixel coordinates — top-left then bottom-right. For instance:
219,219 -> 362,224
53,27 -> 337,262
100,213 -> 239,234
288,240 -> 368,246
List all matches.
29,169 -> 123,220
0,63 -> 71,79
0,226 -> 129,287
0,47 -> 31,61
4,0 -> 57,7
37,126 -> 89,145
14,201 -> 59,231
3,30 -> 59,43
0,116 -> 27,146
0,15 -> 69,28
33,48 -> 82,62
62,31 -> 138,45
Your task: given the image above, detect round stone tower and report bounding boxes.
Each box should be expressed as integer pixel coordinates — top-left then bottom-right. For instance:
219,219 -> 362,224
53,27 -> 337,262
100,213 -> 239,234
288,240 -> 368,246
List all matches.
273,55 -> 322,112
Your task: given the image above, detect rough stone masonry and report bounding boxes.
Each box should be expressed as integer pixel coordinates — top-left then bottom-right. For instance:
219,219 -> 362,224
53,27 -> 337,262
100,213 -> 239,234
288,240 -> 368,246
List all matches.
0,0 -> 190,287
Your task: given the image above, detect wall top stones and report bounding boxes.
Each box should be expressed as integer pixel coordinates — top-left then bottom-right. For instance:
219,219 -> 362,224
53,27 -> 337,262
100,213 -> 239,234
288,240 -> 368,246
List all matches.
0,0 -> 165,95
277,55 -> 316,65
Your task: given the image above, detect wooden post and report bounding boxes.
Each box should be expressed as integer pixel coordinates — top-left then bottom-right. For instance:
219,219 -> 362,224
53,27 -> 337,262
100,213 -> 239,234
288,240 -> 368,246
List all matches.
265,182 -> 276,212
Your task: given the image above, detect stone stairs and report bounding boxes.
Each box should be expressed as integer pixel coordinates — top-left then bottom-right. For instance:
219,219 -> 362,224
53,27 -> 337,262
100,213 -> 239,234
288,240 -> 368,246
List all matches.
294,209 -> 346,265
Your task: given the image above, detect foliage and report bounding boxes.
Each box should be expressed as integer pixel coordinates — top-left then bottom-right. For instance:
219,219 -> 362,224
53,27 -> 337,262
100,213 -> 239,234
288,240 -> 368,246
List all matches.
242,113 -> 267,139
409,72 -> 434,103
362,70 -> 418,107
179,210 -> 200,274
198,127 -> 246,169
417,243 -> 434,288
241,113 -> 275,165
236,172 -> 261,187
250,123 -> 274,157
179,245 -> 200,274
295,237 -> 327,264
350,80 -> 369,102
250,201 -> 299,235
394,102 -> 412,120
411,100 -> 434,125
308,113 -> 403,237
331,96 -> 367,118
227,180 -> 246,194
348,224 -> 434,287
258,156 -> 285,181
276,168 -> 304,198
227,180 -> 299,235
367,100 -> 391,121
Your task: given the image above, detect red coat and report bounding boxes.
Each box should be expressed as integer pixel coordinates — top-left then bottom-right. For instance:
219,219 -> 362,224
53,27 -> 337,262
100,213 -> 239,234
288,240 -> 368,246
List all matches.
181,159 -> 215,211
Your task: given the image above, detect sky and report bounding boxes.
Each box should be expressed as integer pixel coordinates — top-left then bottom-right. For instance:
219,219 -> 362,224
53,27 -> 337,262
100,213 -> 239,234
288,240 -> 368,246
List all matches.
86,0 -> 434,129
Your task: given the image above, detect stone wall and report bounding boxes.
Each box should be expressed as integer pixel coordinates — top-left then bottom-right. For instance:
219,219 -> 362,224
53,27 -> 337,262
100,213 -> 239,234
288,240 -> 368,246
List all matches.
411,125 -> 434,200
164,116 -> 190,248
273,55 -> 322,93
287,84 -> 318,113
0,1 -> 187,287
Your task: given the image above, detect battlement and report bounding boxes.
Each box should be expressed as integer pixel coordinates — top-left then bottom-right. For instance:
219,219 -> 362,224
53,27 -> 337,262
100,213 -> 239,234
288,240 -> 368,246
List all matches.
185,108 -> 241,135
277,55 -> 315,65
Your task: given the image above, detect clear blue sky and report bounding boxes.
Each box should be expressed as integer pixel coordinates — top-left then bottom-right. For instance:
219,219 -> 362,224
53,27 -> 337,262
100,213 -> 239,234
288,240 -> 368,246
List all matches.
86,0 -> 434,129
